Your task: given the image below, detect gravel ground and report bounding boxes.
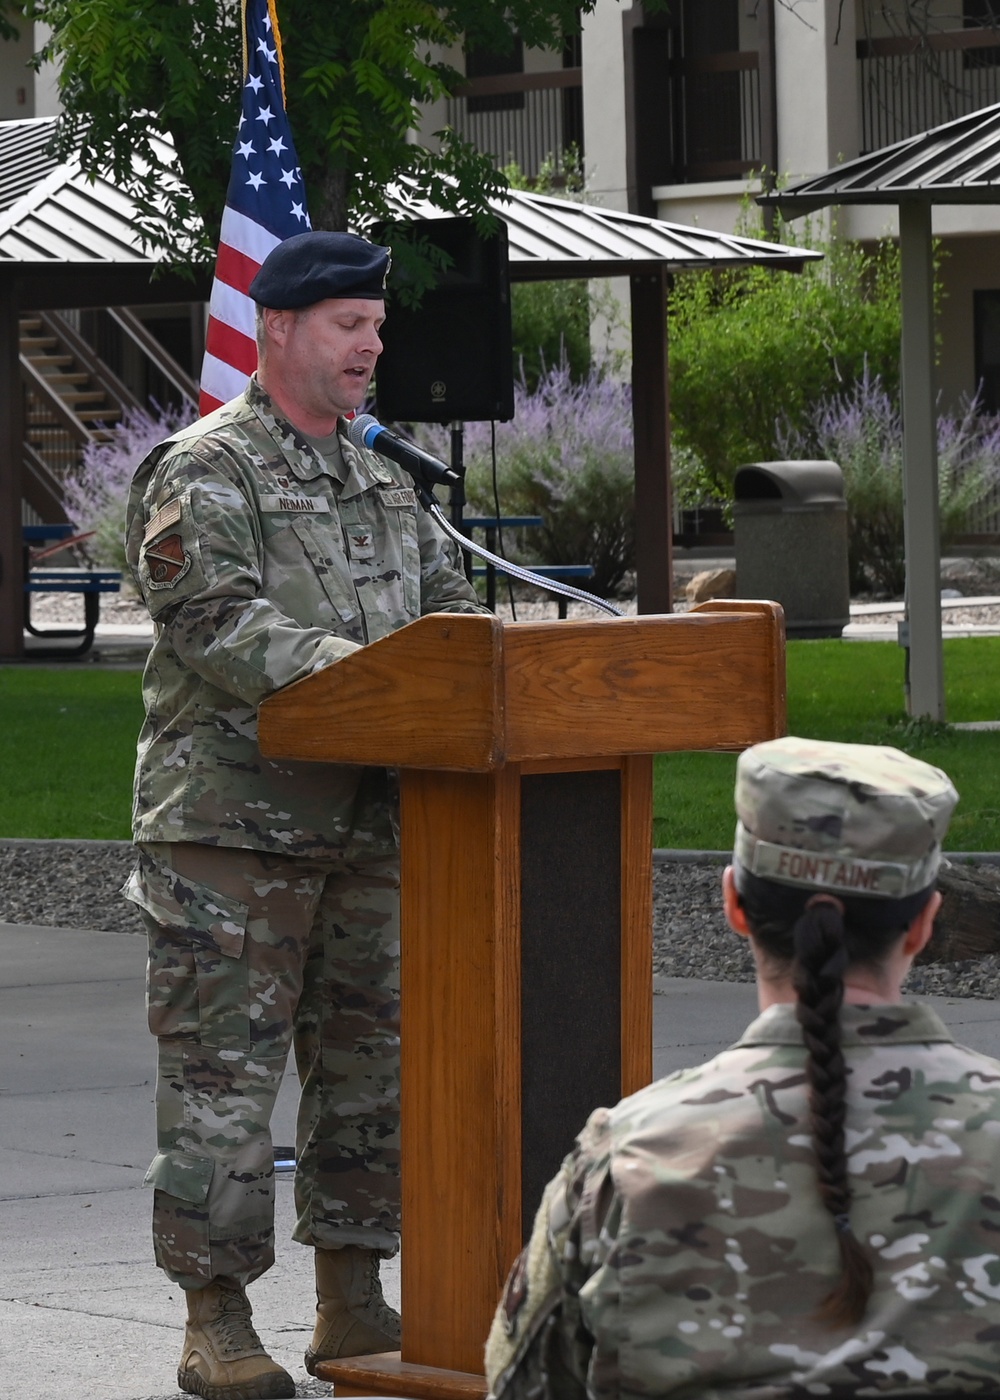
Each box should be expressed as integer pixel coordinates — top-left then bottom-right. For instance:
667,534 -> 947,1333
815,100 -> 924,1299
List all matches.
651,858 -> 1000,1000
3,841 -> 998,1001
0,840 -> 141,933
29,592 -> 151,625
858,604 -> 1000,627
30,588 -> 639,625
27,553 -> 1000,627
56,592 -> 1000,627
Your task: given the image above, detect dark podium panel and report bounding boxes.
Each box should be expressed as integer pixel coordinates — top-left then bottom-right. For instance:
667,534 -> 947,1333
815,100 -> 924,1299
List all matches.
520,768 -> 622,1227
258,603 -> 786,1396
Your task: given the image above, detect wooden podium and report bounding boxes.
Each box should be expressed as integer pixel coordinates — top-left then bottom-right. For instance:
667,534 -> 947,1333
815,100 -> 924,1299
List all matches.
258,601 -> 785,1398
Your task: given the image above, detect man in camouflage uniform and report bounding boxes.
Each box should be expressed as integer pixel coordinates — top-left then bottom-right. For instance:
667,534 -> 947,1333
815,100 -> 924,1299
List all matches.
486,738 -> 1000,1398
123,230 -> 487,1400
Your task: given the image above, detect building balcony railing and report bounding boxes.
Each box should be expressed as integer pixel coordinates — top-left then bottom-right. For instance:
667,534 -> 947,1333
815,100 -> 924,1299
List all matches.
445,68 -> 583,180
858,29 -> 1000,153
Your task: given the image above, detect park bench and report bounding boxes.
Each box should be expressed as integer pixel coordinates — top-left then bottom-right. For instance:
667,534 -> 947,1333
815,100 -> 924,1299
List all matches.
23,524 -> 122,658
463,515 -> 595,617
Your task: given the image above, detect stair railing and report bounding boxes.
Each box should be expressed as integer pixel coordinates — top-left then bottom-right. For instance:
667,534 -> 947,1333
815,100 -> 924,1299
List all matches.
39,310 -> 144,415
106,306 -> 199,405
22,440 -> 70,521
20,355 -> 95,443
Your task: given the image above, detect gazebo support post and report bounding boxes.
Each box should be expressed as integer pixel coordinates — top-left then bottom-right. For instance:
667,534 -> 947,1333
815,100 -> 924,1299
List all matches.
898,199 -> 944,721
630,266 -> 673,615
0,279 -> 24,660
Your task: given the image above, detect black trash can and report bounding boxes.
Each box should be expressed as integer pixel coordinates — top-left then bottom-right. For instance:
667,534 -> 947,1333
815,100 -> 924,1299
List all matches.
733,461 -> 849,639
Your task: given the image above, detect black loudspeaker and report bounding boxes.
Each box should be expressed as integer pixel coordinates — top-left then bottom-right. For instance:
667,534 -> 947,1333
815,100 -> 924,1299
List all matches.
375,217 -> 514,424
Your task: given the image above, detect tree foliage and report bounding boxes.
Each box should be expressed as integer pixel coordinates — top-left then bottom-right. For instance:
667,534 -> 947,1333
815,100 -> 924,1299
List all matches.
3,0 -> 590,259
668,216 -> 904,494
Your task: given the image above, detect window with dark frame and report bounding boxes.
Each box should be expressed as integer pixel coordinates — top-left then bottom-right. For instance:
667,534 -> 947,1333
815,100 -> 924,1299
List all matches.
682,0 -> 743,167
964,0 -> 1000,67
562,30 -> 584,157
464,35 -> 525,112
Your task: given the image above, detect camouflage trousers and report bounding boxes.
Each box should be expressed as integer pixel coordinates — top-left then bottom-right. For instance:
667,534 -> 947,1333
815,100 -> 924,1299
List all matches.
124,841 -> 400,1290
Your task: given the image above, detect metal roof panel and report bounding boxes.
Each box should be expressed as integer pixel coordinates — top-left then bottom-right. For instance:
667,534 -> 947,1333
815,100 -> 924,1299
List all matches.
386,183 -> 817,273
763,101 -> 1000,212
0,117 -> 60,213
0,118 -> 818,273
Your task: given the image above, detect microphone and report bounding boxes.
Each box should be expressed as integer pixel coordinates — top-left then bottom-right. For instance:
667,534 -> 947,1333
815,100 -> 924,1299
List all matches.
347,413 -> 459,488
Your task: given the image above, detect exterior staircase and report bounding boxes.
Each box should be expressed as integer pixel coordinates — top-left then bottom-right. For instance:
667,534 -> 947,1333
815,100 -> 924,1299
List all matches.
20,310 -> 136,519
19,308 -> 198,521
21,325 -> 122,429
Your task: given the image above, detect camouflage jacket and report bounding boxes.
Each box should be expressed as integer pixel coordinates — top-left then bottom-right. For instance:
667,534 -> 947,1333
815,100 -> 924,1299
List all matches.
486,1001 -> 1000,1399
124,377 -> 485,857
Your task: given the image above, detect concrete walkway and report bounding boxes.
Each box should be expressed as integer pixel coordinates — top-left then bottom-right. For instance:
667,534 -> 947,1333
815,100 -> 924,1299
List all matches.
4,920 -> 1000,1398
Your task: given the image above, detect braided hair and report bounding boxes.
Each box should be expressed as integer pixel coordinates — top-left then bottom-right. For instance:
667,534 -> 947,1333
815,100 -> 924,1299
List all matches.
736,870 -> 936,1328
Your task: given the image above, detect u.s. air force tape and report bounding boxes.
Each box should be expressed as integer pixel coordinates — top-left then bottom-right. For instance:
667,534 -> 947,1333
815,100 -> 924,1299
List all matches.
378,487 -> 417,508
733,826 -> 939,898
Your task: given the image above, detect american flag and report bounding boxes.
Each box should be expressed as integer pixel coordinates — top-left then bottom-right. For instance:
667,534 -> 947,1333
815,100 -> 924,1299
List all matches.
198,0 -> 311,415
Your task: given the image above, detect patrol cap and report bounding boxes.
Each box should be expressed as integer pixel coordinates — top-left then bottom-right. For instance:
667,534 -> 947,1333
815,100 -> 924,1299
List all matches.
733,736 -> 958,900
249,231 -> 391,309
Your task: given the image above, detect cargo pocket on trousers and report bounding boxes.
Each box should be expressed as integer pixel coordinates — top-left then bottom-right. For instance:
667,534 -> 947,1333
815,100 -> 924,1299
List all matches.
144,1147 -> 214,1202
125,849 -> 251,1052
144,1148 -> 214,1281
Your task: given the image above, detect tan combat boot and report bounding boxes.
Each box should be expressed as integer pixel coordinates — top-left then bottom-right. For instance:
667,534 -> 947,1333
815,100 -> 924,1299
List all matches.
304,1246 -> 401,1374
178,1276 -> 295,1400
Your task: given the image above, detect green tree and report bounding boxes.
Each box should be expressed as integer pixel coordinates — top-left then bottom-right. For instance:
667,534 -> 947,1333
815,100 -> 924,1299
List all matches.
511,277 -> 593,388
3,0 -> 589,258
668,218 -> 903,494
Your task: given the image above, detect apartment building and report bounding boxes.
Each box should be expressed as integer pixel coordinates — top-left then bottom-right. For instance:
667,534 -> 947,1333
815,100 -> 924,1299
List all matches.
432,0 -> 1000,412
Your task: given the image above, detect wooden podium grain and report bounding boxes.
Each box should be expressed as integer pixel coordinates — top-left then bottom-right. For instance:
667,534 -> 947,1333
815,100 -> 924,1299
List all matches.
258,601 -> 785,1398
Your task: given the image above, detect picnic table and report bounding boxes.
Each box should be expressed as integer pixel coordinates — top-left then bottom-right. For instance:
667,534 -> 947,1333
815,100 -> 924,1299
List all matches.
23,524 -> 122,658
462,515 -> 595,616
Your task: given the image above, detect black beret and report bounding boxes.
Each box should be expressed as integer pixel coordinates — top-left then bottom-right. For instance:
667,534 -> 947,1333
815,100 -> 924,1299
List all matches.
249,231 -> 391,308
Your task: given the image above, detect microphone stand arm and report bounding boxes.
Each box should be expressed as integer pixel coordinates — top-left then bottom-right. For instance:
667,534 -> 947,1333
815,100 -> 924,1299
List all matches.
408,475 -> 623,620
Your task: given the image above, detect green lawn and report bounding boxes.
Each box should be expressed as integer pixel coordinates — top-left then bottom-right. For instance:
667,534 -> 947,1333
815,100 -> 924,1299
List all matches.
653,637 -> 1000,851
3,637 -> 1000,845
0,668 -> 142,838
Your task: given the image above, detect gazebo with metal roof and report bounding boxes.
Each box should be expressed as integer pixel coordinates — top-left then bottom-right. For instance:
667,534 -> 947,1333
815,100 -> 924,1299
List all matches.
0,115 -> 819,657
0,118 -> 212,658
760,101 -> 1000,721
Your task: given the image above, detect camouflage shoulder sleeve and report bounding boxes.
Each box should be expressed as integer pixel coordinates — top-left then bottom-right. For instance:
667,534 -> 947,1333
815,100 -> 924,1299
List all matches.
485,1109 -> 616,1400
124,435 -> 360,706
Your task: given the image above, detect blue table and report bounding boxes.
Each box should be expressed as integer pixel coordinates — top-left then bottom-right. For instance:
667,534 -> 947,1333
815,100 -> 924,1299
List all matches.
23,525 -> 122,657
461,516 -> 543,612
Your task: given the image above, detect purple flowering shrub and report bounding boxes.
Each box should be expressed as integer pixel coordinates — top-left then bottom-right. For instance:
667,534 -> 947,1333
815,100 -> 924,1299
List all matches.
413,365 -> 635,598
63,401 -> 198,571
778,375 -> 1000,597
